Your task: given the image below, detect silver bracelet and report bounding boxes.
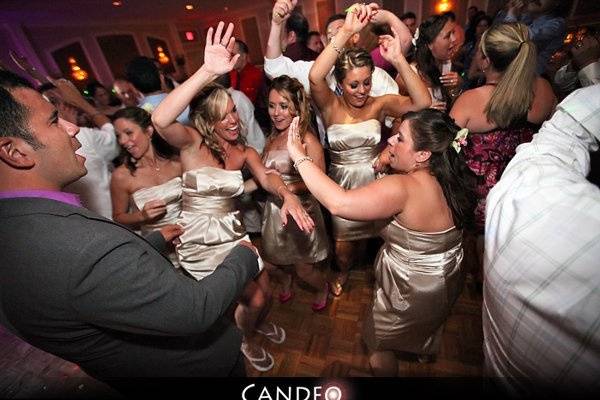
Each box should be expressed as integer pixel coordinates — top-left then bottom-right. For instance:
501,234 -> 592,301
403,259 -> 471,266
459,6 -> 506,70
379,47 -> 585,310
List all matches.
330,38 -> 344,55
293,155 -> 313,170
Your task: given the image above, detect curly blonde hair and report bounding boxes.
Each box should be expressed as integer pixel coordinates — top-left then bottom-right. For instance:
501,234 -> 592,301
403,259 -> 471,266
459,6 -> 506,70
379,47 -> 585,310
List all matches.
268,75 -> 311,139
189,83 -> 245,164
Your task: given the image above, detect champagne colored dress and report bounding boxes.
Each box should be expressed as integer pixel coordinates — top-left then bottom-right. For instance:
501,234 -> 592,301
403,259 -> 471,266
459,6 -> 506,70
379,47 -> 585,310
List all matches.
362,217 -> 465,355
327,119 -> 385,241
261,149 -> 329,265
176,167 -> 255,280
132,177 -> 182,267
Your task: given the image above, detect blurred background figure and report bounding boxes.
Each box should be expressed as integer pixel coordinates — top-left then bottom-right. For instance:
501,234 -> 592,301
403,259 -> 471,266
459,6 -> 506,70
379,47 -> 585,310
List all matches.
307,31 -> 324,54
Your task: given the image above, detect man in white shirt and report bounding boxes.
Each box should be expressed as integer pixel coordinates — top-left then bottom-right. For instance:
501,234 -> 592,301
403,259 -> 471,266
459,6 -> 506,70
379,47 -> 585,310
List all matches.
40,80 -> 120,219
483,84 -> 600,397
264,0 -> 405,143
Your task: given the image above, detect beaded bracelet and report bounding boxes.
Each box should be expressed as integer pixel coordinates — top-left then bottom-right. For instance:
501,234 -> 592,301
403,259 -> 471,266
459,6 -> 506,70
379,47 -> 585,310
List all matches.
293,155 -> 313,170
330,38 -> 344,55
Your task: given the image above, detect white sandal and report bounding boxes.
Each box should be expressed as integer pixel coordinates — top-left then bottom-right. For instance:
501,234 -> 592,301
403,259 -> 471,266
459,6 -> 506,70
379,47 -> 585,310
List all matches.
256,322 -> 286,344
241,342 -> 274,372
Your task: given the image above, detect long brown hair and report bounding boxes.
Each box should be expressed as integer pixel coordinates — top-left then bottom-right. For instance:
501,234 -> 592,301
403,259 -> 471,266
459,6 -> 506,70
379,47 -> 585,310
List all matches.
267,76 -> 311,139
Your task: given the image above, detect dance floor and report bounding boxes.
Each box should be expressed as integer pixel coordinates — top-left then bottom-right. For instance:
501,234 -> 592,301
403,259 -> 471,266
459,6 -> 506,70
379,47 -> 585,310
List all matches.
0,244 -> 483,398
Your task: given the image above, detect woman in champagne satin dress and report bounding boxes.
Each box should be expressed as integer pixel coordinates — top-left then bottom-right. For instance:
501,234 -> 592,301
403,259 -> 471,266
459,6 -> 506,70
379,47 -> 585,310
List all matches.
151,22 -> 315,372
110,107 -> 183,266
287,108 -> 476,376
261,75 -> 330,311
309,4 -> 431,296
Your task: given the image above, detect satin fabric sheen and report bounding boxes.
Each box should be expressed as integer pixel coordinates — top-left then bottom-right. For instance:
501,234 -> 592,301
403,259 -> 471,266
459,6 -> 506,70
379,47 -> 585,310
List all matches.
176,167 -> 252,280
327,119 -> 386,241
261,149 -> 330,265
132,177 -> 183,267
362,218 -> 465,355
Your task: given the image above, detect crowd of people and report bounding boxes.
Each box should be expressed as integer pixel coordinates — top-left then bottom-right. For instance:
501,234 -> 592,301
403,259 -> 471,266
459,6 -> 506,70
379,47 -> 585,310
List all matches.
0,0 -> 598,397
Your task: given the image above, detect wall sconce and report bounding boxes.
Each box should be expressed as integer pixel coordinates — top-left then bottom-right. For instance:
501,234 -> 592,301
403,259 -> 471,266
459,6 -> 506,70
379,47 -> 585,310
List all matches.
156,46 -> 170,65
68,57 -> 88,81
435,0 -> 453,14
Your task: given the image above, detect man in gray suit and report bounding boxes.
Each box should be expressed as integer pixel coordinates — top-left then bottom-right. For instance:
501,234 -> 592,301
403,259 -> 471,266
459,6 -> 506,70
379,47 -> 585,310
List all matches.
0,70 -> 261,387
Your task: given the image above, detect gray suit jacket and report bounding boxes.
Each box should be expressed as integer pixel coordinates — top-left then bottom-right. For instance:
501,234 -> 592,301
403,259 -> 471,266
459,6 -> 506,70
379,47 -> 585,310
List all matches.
0,197 -> 258,378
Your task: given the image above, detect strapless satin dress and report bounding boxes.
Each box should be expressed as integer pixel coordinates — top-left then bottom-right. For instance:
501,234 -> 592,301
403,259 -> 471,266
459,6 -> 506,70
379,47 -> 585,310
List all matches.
327,119 -> 386,241
132,177 -> 182,267
261,149 -> 329,265
362,218 -> 465,355
176,167 -> 255,280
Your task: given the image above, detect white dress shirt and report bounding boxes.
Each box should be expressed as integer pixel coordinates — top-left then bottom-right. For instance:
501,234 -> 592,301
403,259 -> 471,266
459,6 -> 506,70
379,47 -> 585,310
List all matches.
264,54 -> 399,144
483,85 -> 600,396
65,123 -> 120,219
227,88 -> 266,154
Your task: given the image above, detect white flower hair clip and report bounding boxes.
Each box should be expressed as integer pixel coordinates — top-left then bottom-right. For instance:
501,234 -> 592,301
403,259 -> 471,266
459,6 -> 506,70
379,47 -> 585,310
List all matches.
451,128 -> 469,153
411,27 -> 420,47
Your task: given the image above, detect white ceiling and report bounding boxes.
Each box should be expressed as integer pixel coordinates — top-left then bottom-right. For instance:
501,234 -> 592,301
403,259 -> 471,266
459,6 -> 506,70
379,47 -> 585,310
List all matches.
0,0 -> 272,24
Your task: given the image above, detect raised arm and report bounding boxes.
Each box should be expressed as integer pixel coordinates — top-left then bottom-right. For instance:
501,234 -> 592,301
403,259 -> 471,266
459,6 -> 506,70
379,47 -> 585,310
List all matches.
369,7 -> 413,56
266,0 -> 297,60
379,26 -> 431,116
152,21 -> 240,149
51,78 -> 110,128
309,3 -> 377,113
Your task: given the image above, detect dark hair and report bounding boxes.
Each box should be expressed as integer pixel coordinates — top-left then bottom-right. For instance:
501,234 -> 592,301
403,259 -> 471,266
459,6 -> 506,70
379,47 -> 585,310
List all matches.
334,48 -> 374,83
442,11 -> 456,22
308,31 -> 321,39
400,12 -> 416,21
414,14 -> 452,105
0,70 -> 42,149
126,56 -> 161,94
85,81 -> 121,107
235,39 -> 249,54
325,14 -> 346,31
112,107 -> 178,173
401,109 -> 476,230
286,11 -> 310,43
465,12 -> 491,44
214,73 -> 231,88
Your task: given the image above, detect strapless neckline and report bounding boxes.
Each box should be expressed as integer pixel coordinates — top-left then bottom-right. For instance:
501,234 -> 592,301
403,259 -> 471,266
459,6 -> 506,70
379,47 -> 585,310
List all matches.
393,219 -> 457,235
328,119 -> 381,129
186,166 -> 242,176
132,176 -> 182,196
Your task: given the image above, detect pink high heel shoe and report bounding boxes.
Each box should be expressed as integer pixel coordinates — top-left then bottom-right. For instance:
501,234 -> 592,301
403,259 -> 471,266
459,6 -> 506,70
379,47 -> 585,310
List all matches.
311,283 -> 329,312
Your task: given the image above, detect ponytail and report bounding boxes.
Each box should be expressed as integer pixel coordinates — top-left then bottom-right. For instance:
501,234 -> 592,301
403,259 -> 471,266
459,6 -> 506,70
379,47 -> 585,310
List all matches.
482,23 -> 537,128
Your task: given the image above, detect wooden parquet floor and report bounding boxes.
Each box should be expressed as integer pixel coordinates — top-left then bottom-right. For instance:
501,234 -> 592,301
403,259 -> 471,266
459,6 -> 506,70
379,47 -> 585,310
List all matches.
0,253 -> 483,398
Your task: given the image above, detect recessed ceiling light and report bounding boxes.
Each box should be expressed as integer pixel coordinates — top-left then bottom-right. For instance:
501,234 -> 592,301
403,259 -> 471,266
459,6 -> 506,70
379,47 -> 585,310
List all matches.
185,4 -> 194,10
112,1 -> 123,6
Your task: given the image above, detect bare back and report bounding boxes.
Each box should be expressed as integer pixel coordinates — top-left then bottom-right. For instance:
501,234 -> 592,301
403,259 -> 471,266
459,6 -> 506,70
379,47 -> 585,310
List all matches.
450,77 -> 556,132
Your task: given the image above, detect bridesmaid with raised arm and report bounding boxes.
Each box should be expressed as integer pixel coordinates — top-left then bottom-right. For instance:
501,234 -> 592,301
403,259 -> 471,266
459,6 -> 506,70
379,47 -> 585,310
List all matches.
287,110 -> 476,376
110,106 -> 183,266
151,22 -> 315,372
309,3 -> 430,296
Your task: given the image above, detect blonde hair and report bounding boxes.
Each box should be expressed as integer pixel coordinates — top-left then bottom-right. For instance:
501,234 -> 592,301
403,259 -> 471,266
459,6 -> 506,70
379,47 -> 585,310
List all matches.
481,23 -> 537,128
189,83 -> 245,164
268,76 -> 311,139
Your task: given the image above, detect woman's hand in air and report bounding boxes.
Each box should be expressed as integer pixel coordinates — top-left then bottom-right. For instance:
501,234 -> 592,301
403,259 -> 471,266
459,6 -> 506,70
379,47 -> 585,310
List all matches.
201,21 -> 240,76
